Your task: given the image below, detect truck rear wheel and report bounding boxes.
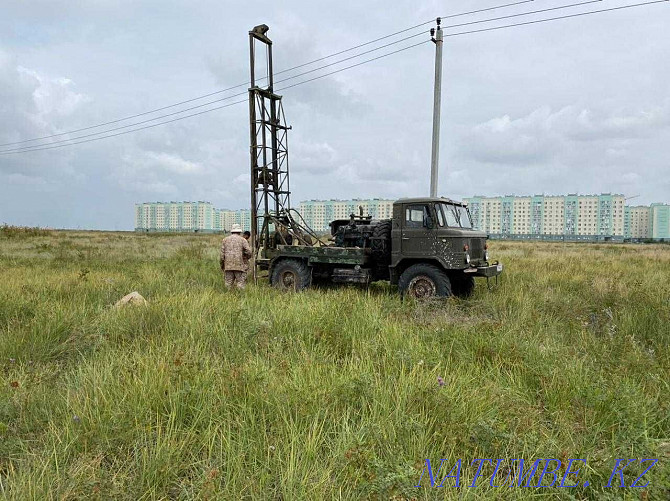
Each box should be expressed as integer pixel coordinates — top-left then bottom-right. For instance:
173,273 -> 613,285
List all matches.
398,263 -> 452,299
270,259 -> 311,291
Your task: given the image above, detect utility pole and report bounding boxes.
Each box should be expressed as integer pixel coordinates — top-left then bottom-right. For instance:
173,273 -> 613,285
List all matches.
430,18 -> 443,198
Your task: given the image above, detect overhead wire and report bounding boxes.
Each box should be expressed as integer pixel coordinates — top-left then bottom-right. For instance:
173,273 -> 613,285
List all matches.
1,0 -> 600,153
0,41 -> 431,155
0,0 -> 535,147
278,0 -> 535,75
2,0 -> 668,154
441,0 -> 603,30
1,33 -> 432,153
444,0 -> 669,38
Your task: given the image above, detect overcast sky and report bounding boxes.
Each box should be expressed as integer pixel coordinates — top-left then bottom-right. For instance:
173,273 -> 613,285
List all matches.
1,0 -> 669,229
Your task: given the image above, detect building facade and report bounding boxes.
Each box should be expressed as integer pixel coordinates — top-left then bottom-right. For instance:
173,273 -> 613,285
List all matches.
217,209 -> 251,232
464,194 -> 626,241
135,201 -> 215,232
135,201 -> 249,233
298,199 -> 394,232
650,203 -> 670,240
136,198 -> 669,240
624,206 -> 651,240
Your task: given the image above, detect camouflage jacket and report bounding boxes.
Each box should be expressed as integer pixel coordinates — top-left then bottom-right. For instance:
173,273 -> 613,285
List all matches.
219,234 -> 252,272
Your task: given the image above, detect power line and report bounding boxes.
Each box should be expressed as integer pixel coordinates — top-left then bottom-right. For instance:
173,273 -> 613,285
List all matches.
3,0 -> 667,155
0,0 -> 535,147
2,35 -> 431,153
0,41 -> 431,155
2,1 -> 601,153
278,40 -> 430,91
277,0 -> 602,86
1,91 -> 246,151
445,0 -> 668,38
279,0 -> 535,75
0,98 -> 248,155
442,0 -> 603,30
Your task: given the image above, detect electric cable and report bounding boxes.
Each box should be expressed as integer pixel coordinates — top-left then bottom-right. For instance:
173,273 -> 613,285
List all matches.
2,0 -> 667,154
1,35 -> 430,153
278,0 -> 535,75
0,0 -> 535,147
0,41 -> 431,154
441,0 -> 603,30
444,0 -> 668,38
1,0 -> 599,152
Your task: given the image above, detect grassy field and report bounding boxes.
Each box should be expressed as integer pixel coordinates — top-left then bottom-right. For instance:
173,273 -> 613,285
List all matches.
0,228 -> 668,499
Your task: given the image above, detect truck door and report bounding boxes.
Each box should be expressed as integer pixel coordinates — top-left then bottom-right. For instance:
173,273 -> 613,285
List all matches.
401,204 -> 436,256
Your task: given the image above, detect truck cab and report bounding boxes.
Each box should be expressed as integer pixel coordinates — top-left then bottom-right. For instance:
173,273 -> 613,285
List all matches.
386,197 -> 502,298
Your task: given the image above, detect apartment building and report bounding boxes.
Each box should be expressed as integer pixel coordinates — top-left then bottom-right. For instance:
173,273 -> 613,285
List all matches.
135,201 -> 215,232
298,199 -> 394,232
217,209 -> 251,233
136,198 -> 669,241
650,203 -> 670,240
464,194 -> 626,241
624,206 -> 651,240
135,201 -> 249,233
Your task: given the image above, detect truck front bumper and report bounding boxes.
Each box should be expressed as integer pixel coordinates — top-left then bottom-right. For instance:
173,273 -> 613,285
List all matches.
463,261 -> 503,278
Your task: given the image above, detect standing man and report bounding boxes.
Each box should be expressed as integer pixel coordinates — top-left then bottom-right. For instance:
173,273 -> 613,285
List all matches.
219,224 -> 252,289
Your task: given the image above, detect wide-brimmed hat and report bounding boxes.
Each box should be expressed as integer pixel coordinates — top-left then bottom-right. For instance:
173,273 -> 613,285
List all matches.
231,224 -> 242,233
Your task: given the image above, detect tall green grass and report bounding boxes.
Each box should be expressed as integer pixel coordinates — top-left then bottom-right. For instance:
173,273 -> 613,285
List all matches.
0,232 -> 668,499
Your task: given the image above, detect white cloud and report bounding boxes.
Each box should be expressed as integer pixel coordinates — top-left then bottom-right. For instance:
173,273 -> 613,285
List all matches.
291,141 -> 338,173
143,151 -> 203,174
126,180 -> 178,195
462,103 -> 670,166
0,52 -> 90,166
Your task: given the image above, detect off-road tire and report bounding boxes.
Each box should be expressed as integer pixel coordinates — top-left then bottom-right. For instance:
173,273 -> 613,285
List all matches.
398,263 -> 452,299
371,219 -> 392,281
451,273 -> 475,298
270,259 -> 311,291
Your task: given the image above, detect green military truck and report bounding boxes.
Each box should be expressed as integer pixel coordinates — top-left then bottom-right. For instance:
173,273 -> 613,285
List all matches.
262,197 -> 502,298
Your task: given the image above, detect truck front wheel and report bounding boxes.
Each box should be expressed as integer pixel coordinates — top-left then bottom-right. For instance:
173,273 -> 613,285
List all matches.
270,259 -> 311,291
398,263 -> 452,299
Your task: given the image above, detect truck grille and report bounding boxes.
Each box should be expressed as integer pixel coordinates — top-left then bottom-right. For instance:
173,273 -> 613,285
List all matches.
469,238 -> 484,260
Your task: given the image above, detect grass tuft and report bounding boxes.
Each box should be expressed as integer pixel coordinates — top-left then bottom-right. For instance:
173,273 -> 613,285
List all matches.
0,232 -> 668,498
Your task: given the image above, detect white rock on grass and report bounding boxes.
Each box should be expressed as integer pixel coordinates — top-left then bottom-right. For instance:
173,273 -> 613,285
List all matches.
114,291 -> 147,308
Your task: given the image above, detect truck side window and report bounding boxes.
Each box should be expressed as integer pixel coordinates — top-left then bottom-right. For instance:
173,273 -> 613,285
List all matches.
405,206 -> 426,228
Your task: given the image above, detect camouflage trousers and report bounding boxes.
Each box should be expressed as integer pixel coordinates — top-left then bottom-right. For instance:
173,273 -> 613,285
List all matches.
224,270 -> 247,289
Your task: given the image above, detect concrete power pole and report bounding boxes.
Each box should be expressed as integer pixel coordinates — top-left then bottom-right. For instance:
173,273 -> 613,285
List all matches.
430,18 -> 443,198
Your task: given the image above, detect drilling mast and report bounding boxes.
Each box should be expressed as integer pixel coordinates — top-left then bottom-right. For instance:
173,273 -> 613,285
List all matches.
248,24 -> 318,276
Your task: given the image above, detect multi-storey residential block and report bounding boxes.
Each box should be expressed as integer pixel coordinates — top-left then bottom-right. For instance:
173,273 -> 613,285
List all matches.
135,201 -> 214,232
216,209 -> 251,232
650,203 -> 670,240
464,194 -> 626,241
297,199 -> 394,232
624,206 -> 651,240
135,197 -> 668,241
135,201 -> 248,233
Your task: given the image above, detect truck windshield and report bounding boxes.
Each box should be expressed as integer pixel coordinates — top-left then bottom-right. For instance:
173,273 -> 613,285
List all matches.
438,204 -> 473,228
455,206 -> 473,228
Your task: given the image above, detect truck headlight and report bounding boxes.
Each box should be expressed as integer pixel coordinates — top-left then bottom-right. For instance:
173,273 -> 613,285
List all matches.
465,253 -> 470,264
484,250 -> 489,261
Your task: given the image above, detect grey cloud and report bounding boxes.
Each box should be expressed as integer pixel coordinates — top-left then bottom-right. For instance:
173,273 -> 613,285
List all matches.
1,0 -> 669,228
461,103 -> 670,167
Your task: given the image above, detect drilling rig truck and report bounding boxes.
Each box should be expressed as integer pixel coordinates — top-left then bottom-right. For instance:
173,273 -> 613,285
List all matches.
247,24 -> 502,298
